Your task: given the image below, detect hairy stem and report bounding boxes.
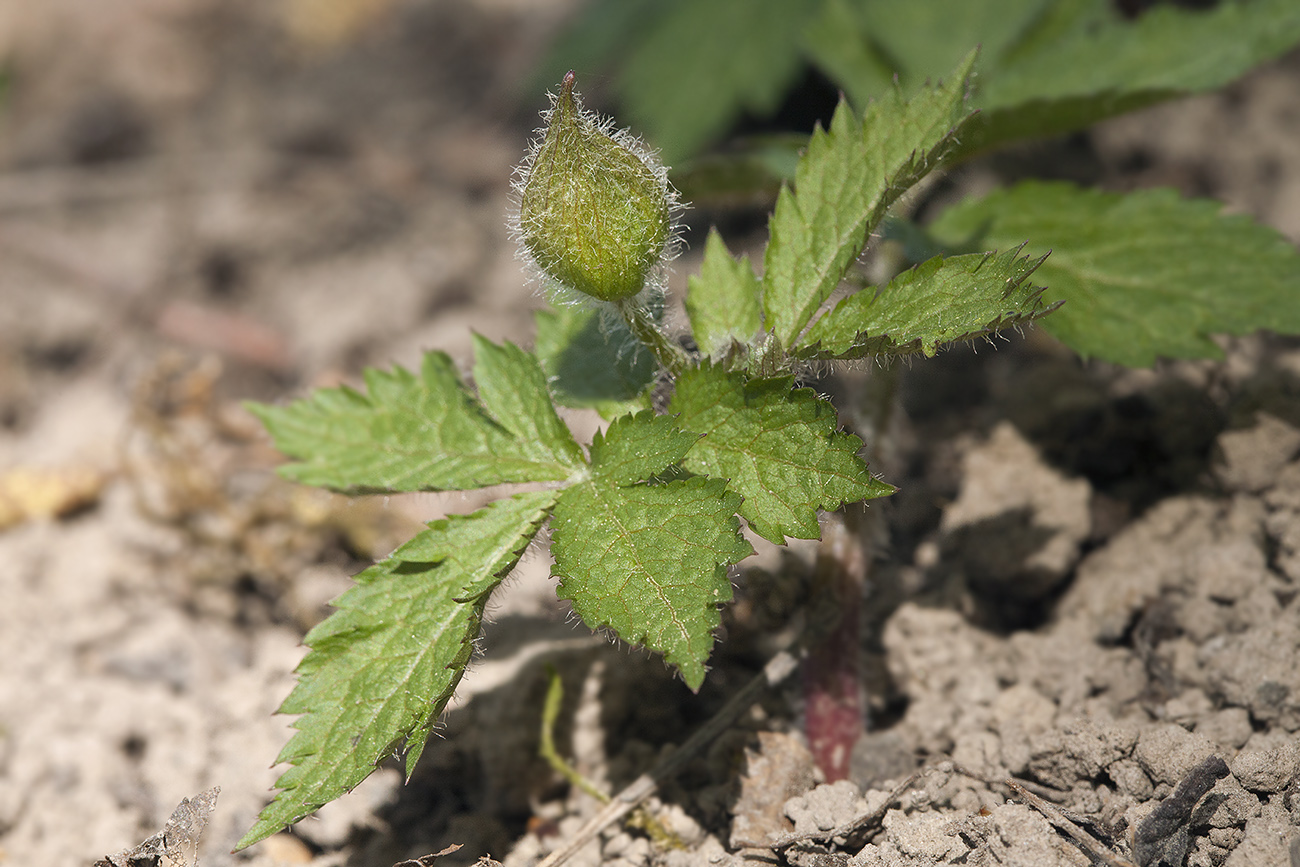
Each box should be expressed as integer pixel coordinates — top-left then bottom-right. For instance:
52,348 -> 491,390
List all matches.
802,362 -> 901,782
615,297 -> 690,377
803,514 -> 867,781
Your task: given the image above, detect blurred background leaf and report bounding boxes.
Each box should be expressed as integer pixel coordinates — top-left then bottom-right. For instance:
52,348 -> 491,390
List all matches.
540,0 -> 1300,167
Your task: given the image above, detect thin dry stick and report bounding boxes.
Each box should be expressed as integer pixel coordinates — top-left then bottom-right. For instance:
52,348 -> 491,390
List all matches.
1006,780 -> 1138,867
534,648 -> 802,867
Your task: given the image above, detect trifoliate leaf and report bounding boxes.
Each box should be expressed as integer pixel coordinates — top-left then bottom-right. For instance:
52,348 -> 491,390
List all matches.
797,248 -> 1056,360
686,230 -> 763,359
928,182 -> 1300,366
249,340 -> 584,493
236,491 -> 556,850
533,306 -> 656,417
670,363 -> 893,544
550,412 -> 752,690
762,51 -> 978,346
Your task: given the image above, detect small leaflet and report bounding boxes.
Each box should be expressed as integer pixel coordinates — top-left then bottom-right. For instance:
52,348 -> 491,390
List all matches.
761,50 -> 978,346
670,363 -> 891,543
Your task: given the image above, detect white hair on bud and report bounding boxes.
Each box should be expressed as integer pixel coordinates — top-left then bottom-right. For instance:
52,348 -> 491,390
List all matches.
507,74 -> 684,310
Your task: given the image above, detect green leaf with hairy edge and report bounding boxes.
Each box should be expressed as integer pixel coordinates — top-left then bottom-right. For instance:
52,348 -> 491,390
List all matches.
686,230 -> 763,359
236,491 -> 557,850
928,182 -> 1300,366
762,50 -> 978,347
550,412 -> 752,689
248,340 -> 584,493
472,334 -> 587,468
797,248 -> 1056,360
803,0 -> 1300,161
613,0 -> 823,164
670,363 -> 893,544
584,410 -> 700,487
534,306 -> 656,417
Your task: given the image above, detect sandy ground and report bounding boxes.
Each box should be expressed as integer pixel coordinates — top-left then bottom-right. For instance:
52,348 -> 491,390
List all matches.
1,3 -> 1299,866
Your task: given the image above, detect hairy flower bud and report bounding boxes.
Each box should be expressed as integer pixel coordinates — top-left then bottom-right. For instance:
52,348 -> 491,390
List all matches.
514,72 -> 677,303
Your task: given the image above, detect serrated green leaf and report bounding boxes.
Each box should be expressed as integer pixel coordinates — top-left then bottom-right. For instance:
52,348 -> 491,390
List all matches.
248,341 -> 583,493
927,182 -> 1300,366
686,230 -> 763,358
797,248 -> 1056,360
589,411 -> 699,487
472,334 -> 587,468
550,413 -> 752,689
669,363 -> 892,544
803,0 -> 1300,160
534,306 -> 656,417
762,51 -> 978,346
237,491 -> 556,850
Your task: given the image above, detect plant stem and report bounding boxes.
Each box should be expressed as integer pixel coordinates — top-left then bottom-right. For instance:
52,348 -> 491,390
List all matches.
803,514 -> 867,782
538,665 -> 680,849
539,665 -> 608,804
615,297 -> 690,377
802,362 -> 900,782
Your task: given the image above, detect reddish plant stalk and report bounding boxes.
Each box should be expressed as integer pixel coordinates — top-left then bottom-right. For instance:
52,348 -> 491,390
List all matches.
802,364 -> 897,782
802,517 -> 867,782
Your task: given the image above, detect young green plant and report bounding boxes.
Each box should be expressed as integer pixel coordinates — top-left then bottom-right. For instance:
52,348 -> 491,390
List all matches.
237,22 -> 1300,841
540,1 -> 1300,779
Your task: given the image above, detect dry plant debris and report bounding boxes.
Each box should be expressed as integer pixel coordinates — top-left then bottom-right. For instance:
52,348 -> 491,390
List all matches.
94,787 -> 219,867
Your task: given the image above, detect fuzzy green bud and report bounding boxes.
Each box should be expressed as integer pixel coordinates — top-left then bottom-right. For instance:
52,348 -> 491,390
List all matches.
515,72 -> 675,303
